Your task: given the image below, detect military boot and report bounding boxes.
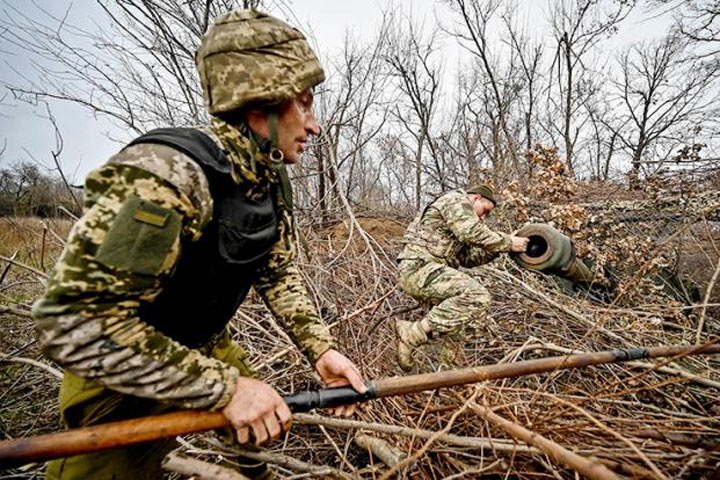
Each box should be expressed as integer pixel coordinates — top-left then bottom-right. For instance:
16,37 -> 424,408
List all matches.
396,320 -> 428,372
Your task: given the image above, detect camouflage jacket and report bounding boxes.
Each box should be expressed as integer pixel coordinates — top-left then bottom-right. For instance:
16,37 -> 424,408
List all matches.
33,117 -> 335,410
398,189 -> 512,268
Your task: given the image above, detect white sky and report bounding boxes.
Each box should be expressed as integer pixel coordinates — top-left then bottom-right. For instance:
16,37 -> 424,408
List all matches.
0,0 -> 673,184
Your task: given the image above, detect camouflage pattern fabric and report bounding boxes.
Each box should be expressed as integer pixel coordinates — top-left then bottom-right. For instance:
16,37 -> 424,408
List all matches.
33,116 -> 335,413
46,329 -> 271,480
398,189 -> 511,268
398,260 -> 491,334
196,10 -> 325,115
397,189 -> 511,333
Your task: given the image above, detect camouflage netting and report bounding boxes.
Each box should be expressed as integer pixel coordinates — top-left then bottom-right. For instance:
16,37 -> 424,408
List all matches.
498,146 -> 720,317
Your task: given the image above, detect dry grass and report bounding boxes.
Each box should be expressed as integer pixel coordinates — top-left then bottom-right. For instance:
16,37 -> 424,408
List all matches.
1,200 -> 719,479
0,217 -> 69,479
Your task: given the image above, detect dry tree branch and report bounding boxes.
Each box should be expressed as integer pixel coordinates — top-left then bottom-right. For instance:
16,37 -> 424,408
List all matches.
0,250 -> 18,287
378,387 -> 481,480
0,253 -> 49,280
465,397 -> 623,480
162,451 -> 250,480
0,305 -> 34,319
294,413 -> 540,454
0,351 -> 63,379
318,424 -> 357,475
228,446 -> 352,479
535,393 -> 669,480
484,266 -> 624,342
696,256 -> 720,344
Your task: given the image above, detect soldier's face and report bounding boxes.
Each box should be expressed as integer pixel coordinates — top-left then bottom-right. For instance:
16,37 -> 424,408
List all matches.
472,195 -> 495,219
276,89 -> 320,164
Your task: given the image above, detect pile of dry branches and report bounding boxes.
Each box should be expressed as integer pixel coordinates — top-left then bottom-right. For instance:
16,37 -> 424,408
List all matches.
1,182 -> 719,478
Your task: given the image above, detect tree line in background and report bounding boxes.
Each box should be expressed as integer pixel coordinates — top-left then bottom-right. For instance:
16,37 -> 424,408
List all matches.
0,161 -> 81,217
0,0 -> 718,219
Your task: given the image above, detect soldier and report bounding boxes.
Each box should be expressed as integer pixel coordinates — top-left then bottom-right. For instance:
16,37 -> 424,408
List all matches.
395,185 -> 529,371
32,10 -> 365,480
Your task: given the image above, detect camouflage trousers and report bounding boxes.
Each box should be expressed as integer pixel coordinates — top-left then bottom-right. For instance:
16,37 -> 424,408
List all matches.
398,259 -> 491,336
46,328 -> 271,480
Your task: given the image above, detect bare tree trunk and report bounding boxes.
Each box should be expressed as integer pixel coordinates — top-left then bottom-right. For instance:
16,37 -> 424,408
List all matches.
562,32 -> 575,175
316,143 -> 328,223
415,130 -> 425,209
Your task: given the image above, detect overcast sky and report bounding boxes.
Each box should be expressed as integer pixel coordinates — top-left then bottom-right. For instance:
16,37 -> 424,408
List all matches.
0,0 -> 671,185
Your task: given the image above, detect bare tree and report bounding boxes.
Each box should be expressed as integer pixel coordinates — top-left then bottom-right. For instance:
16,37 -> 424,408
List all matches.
383,12 -> 442,209
584,98 -> 619,181
650,0 -> 720,60
296,24 -> 391,218
446,0 -> 524,179
503,13 -> 544,156
608,36 -> 718,185
0,1 -> 265,134
547,0 -> 635,174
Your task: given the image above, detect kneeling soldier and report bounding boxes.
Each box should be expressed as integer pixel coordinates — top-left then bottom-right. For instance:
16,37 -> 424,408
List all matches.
395,185 -> 529,371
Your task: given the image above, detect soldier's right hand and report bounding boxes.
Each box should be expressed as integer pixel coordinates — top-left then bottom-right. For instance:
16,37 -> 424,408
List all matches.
222,376 -> 292,445
509,235 -> 530,253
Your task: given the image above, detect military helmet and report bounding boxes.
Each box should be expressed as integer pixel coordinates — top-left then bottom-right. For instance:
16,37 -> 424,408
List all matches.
196,10 -> 325,115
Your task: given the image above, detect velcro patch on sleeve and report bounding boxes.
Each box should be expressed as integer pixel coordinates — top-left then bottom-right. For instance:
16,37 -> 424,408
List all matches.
95,195 -> 182,276
133,206 -> 169,227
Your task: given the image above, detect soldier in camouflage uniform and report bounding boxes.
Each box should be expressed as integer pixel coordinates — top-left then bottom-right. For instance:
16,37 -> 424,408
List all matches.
33,10 -> 366,480
395,185 -> 529,371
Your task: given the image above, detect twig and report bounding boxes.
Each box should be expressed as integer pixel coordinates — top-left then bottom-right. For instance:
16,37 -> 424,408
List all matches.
442,459 -> 505,479
293,413 -> 539,453
696,257 -> 720,344
378,387 -> 481,480
0,250 -> 18,286
354,433 -> 405,467
0,254 -> 49,280
485,266 -> 624,342
0,305 -> 34,319
318,424 -> 356,475
466,398 -> 622,480
229,446 -> 352,479
547,395 -> 668,480
162,451 -> 250,480
0,351 -> 63,379
58,206 -> 79,221
339,286 -> 396,323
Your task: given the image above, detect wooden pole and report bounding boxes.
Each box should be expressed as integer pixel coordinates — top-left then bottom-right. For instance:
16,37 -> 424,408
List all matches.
1,343 -> 718,469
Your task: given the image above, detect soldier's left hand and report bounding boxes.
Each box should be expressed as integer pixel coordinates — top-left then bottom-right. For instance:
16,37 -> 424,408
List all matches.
314,349 -> 367,417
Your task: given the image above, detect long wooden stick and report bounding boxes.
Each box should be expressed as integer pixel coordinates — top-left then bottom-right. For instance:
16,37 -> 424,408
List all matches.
1,343 -> 718,469
469,400 -> 622,480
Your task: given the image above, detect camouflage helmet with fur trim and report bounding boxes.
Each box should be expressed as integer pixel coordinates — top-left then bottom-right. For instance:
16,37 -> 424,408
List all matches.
196,10 -> 325,115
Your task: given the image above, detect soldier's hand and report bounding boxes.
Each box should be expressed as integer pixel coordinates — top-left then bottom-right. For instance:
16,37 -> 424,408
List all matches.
314,349 -> 367,417
222,376 -> 291,445
510,235 -> 529,253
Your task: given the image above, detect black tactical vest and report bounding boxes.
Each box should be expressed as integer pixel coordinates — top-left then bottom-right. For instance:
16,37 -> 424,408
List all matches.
128,128 -> 279,348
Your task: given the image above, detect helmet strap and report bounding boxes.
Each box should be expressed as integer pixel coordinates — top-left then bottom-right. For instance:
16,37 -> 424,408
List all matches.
267,111 -> 293,210
268,111 -> 284,163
